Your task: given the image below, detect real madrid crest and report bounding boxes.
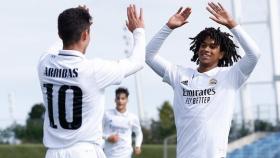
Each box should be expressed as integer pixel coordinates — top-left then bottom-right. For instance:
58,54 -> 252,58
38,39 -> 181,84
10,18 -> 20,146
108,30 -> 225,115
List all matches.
209,78 -> 217,86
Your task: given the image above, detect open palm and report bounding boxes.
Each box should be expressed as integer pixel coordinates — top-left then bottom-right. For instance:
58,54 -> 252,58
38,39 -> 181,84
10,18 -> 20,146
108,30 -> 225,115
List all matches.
167,7 -> 192,29
207,2 -> 237,29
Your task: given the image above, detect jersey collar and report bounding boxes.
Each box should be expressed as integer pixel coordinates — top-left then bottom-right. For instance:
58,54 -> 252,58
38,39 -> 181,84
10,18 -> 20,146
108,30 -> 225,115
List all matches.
58,50 -> 85,58
194,67 -> 220,77
114,108 -> 128,116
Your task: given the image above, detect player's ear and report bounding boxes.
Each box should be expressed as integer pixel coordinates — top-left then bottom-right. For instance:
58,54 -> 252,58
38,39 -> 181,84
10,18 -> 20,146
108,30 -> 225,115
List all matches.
219,51 -> 224,59
81,30 -> 89,41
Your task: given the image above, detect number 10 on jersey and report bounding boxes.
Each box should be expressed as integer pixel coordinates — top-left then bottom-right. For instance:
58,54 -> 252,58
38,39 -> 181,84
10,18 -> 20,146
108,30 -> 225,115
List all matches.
43,83 -> 83,130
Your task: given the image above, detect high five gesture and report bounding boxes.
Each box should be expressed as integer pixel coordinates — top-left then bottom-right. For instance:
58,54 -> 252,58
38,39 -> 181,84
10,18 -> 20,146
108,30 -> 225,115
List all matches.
206,2 -> 237,29
126,4 -> 144,32
167,7 -> 192,29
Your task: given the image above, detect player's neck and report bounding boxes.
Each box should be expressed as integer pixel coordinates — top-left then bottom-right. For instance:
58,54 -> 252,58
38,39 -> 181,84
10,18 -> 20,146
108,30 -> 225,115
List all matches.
63,44 -> 85,54
116,108 -> 127,113
198,63 -> 218,73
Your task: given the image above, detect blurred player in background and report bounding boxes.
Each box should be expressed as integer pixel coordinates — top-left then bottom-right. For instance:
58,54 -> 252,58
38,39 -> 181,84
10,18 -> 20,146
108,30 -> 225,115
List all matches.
37,5 -> 145,158
146,2 -> 260,158
103,87 -> 143,158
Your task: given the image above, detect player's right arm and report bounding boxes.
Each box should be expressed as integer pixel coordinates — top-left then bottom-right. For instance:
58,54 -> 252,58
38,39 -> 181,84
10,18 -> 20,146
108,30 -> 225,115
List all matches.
146,7 -> 192,77
206,2 -> 261,88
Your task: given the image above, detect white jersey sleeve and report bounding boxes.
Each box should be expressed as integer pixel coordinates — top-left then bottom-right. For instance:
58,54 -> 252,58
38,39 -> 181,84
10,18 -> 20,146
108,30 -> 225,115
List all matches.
146,25 -> 178,88
131,116 -> 143,147
227,25 -> 261,89
92,28 -> 146,89
92,59 -> 126,89
122,28 -> 146,77
102,112 -> 110,140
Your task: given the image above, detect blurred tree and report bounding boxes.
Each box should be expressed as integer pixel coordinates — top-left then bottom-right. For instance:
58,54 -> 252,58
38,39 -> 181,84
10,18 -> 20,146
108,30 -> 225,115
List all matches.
28,104 -> 45,120
24,103 -> 45,143
10,103 -> 45,143
254,119 -> 275,132
158,101 -> 176,139
143,101 -> 176,144
141,125 -> 153,144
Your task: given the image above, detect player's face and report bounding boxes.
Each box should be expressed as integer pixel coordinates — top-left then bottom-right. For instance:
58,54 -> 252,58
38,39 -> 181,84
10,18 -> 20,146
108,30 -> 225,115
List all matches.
198,36 -> 223,67
115,93 -> 128,111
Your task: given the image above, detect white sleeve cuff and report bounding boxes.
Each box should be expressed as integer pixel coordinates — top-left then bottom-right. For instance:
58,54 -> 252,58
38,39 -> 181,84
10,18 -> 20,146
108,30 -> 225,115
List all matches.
229,25 -> 242,36
133,28 -> 145,35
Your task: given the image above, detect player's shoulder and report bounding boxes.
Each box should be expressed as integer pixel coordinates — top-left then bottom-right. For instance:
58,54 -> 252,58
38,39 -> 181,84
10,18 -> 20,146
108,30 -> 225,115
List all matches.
38,53 -> 58,69
176,65 -> 196,75
218,66 -> 233,74
39,52 -> 54,62
127,112 -> 139,120
104,109 -> 115,116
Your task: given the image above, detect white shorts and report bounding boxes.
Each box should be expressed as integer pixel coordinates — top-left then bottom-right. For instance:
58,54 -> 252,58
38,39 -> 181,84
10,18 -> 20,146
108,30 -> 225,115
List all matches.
46,142 -> 106,158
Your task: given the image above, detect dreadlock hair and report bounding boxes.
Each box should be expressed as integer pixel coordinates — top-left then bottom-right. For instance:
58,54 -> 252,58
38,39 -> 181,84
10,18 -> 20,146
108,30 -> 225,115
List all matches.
189,27 -> 241,67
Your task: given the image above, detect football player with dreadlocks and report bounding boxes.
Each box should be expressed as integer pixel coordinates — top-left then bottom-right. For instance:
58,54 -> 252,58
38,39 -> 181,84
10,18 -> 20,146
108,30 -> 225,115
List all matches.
146,2 -> 260,158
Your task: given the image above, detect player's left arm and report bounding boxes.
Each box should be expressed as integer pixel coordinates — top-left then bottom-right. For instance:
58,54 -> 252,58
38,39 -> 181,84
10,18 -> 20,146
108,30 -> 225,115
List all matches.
132,116 -> 143,155
93,5 -> 145,89
207,2 -> 261,86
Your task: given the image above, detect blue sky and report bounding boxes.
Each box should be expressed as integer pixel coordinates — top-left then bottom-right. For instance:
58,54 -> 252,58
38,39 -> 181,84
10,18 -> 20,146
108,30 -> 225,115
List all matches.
0,0 -> 278,128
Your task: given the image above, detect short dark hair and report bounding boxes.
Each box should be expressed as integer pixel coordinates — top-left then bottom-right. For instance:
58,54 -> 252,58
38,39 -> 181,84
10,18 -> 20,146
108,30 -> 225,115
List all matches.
115,87 -> 129,97
58,7 -> 92,46
189,27 -> 241,67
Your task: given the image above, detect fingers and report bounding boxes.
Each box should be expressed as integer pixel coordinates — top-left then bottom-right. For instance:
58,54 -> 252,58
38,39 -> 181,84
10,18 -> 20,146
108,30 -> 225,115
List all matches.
218,2 -> 225,11
126,20 -> 129,28
181,7 -> 192,19
139,8 -> 143,21
209,16 -> 221,24
126,4 -> 144,31
127,6 -> 132,22
133,4 -> 138,18
176,7 -> 183,14
208,2 -> 221,13
206,5 -> 219,18
129,5 -> 136,20
127,4 -> 142,20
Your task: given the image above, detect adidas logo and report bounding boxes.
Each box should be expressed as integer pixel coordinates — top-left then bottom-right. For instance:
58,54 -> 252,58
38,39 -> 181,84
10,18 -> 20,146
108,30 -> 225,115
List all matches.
181,80 -> 189,86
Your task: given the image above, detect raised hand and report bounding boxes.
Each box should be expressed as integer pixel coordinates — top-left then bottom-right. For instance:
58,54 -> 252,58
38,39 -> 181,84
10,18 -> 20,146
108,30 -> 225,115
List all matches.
166,7 -> 192,29
126,4 -> 144,32
206,2 -> 237,29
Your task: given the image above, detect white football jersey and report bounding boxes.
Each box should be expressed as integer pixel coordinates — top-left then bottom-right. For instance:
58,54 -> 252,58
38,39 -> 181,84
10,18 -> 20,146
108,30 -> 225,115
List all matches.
38,28 -> 145,149
103,109 -> 143,158
146,25 -> 260,158
164,65 -> 246,158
